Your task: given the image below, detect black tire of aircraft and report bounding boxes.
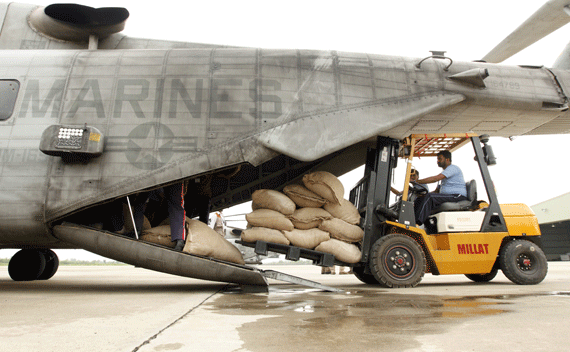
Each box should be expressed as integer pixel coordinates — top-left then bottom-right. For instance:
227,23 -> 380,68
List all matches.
370,234 -> 426,288
8,249 -> 46,281
37,249 -> 60,280
499,239 -> 548,285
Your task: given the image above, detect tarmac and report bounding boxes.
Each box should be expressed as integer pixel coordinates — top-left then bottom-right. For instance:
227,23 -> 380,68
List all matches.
0,262 -> 569,352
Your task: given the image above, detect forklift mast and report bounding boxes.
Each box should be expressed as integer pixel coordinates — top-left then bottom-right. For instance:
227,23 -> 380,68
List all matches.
350,136 -> 400,263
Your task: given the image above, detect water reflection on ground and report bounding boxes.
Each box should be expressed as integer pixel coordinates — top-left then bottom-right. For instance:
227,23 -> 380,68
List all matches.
209,287 -> 555,351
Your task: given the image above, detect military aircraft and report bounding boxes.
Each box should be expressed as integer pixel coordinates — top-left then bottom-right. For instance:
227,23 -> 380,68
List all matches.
1,0 -> 570,286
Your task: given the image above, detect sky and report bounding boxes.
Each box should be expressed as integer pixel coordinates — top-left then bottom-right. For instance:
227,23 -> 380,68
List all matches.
3,0 -> 570,260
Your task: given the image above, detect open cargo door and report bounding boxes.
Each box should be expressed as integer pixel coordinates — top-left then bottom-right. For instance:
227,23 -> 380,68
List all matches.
53,223 -> 342,292
53,223 -> 268,287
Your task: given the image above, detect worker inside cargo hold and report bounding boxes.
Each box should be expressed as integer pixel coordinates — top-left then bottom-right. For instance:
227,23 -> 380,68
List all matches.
106,182 -> 188,252
413,150 -> 468,225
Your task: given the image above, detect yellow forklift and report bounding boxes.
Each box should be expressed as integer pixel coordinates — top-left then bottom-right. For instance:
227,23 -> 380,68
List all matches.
350,133 -> 547,287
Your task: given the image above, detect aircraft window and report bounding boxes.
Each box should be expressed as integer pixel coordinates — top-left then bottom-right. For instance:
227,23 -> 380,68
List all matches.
0,80 -> 20,121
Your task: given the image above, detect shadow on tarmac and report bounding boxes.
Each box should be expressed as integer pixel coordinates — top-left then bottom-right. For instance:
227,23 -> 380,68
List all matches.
0,279 -> 228,294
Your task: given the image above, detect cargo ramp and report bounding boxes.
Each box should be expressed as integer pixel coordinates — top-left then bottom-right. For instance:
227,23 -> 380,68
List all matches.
53,223 -> 341,292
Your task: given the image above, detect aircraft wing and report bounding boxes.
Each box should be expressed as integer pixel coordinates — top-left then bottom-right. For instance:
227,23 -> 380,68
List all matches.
257,92 -> 465,162
482,0 -> 570,63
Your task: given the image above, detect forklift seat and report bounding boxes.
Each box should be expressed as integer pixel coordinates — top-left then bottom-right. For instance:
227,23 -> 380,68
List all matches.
430,179 -> 477,214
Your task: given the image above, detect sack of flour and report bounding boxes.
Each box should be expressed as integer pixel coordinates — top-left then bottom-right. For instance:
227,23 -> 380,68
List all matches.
123,203 -> 151,232
251,189 -> 296,215
319,218 -> 364,242
289,207 -> 332,230
246,209 -> 294,231
302,171 -> 344,205
282,228 -> 330,249
324,199 -> 361,225
183,219 -> 245,264
315,239 -> 362,264
241,227 -> 290,245
140,225 -> 176,248
283,184 -> 327,208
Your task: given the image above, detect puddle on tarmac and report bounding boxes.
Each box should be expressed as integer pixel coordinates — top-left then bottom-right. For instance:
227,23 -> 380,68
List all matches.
206,287 -> 524,352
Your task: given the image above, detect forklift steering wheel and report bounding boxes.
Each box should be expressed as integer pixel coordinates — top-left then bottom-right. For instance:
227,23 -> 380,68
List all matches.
410,182 -> 429,195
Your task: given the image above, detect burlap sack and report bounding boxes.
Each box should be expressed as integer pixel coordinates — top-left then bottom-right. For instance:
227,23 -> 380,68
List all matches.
241,227 -> 290,245
282,228 -> 330,249
289,208 -> 332,230
315,239 -> 362,264
140,225 -> 176,248
251,189 -> 296,215
319,218 -> 364,242
123,203 -> 151,232
302,171 -> 344,205
183,219 -> 245,264
246,209 -> 294,231
324,199 -> 361,225
283,184 -> 327,208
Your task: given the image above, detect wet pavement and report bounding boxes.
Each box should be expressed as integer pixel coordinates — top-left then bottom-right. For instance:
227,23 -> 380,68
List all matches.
0,263 -> 569,352
211,288 -> 570,352
214,289 -> 508,351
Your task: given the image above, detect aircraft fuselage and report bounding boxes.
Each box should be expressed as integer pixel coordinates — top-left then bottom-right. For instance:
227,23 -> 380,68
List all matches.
0,48 -> 568,249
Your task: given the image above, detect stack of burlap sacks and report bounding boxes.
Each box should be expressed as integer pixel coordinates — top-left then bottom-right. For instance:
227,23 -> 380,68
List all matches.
140,217 -> 245,265
242,171 -> 363,263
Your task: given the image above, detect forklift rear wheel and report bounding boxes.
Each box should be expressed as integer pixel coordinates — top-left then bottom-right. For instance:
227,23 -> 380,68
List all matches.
465,268 -> 498,282
500,239 -> 547,285
370,234 -> 426,288
352,265 -> 379,284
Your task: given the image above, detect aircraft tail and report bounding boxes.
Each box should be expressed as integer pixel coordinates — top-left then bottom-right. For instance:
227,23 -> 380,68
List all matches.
482,0 -> 570,67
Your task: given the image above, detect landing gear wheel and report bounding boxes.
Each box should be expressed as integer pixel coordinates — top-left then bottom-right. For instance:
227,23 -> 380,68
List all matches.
500,240 -> 547,285
465,268 -> 499,282
38,249 -> 59,280
8,249 -> 46,281
371,234 -> 426,288
352,265 -> 379,284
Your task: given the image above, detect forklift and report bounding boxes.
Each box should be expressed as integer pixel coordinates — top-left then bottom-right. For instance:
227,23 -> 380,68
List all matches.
239,133 -> 547,288
349,133 -> 547,287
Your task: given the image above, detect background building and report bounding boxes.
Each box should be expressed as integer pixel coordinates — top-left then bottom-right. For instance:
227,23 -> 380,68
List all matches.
531,193 -> 570,261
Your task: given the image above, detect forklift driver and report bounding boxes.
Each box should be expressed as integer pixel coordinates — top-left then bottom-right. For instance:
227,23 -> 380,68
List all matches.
413,150 -> 468,225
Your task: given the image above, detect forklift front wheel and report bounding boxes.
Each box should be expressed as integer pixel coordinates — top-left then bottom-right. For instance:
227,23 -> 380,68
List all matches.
500,239 -> 548,285
370,234 -> 426,288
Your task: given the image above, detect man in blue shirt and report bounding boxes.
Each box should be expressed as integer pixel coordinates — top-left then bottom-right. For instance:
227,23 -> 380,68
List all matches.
413,150 -> 468,225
